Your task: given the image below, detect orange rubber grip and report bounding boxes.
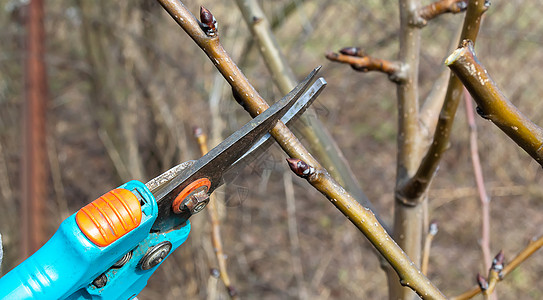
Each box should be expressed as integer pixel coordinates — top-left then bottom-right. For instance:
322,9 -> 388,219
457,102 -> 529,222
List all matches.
76,188 -> 142,247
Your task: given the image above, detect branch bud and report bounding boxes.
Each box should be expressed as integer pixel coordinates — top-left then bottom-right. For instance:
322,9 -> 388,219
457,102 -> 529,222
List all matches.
210,268 -> 220,278
477,273 -> 488,291
491,250 -> 505,273
339,47 -> 365,57
193,126 -> 203,138
286,158 -> 315,178
200,6 -> 217,36
428,220 -> 439,236
455,1 -> 468,11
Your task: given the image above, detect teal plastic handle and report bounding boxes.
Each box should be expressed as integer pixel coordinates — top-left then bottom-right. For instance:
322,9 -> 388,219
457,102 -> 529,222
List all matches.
0,180 -> 191,299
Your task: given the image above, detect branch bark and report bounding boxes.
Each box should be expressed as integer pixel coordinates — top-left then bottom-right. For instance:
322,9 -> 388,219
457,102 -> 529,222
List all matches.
446,40 -> 543,166
389,1 -> 425,298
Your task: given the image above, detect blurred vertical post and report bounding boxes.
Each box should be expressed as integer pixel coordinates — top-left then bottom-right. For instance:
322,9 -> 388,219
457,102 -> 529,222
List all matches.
21,0 -> 48,258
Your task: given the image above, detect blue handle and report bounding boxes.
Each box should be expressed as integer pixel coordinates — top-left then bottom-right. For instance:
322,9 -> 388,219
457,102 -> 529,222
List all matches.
0,180 -> 191,299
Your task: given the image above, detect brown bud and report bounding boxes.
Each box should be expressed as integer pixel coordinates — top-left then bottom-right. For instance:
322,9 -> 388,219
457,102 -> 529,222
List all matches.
339,47 -> 365,57
491,250 -> 505,272
200,6 -> 217,36
477,273 -> 488,291
286,158 -> 315,178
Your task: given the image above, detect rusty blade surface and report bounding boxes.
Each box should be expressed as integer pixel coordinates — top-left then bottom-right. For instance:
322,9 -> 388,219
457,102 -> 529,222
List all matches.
149,66 -> 320,231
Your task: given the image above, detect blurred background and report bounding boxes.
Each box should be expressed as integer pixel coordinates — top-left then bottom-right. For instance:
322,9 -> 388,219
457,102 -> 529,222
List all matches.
1,0 -> 543,298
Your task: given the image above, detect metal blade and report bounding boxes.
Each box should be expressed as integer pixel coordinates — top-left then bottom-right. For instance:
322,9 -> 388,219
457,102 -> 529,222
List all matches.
231,77 -> 327,168
150,66 -> 320,230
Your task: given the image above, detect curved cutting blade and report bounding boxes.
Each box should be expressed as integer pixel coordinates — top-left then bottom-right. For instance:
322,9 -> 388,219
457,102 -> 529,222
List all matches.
150,66 -> 321,230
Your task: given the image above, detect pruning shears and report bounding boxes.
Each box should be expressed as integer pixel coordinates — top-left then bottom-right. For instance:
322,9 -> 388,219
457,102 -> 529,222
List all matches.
0,68 -> 326,299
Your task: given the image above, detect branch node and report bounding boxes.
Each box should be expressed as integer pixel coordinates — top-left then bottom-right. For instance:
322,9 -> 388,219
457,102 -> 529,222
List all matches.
477,273 -> 489,291
252,16 -> 262,24
429,220 -> 439,236
339,47 -> 365,57
210,268 -> 220,278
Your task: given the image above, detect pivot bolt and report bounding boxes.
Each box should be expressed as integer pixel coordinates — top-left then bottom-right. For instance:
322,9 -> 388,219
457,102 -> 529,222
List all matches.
182,189 -> 210,215
92,273 -> 107,288
139,241 -> 172,270
112,251 -> 133,268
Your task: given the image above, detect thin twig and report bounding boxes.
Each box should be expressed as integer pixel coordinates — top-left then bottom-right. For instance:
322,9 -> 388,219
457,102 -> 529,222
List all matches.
325,49 -> 404,82
484,250 -> 504,297
421,220 -> 438,275
464,88 -> 492,272
286,158 -> 446,299
452,237 -> 543,300
283,171 -> 309,300
97,129 -> 131,181
194,128 -> 238,299
447,40 -> 543,166
419,22 -> 464,139
418,0 -> 468,24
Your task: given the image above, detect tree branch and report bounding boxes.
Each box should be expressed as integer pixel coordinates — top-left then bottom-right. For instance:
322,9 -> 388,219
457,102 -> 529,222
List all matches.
421,220 -> 438,275
452,237 -> 543,300
325,49 -> 405,82
194,128 -> 238,299
464,89 -> 492,272
286,158 -> 446,299
418,0 -> 468,24
398,0 -> 489,202
419,22 -> 464,139
447,40 -> 543,166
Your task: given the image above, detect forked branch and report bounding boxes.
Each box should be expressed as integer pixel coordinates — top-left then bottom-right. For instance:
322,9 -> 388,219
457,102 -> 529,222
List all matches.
398,0 -> 489,202
452,237 -> 543,300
